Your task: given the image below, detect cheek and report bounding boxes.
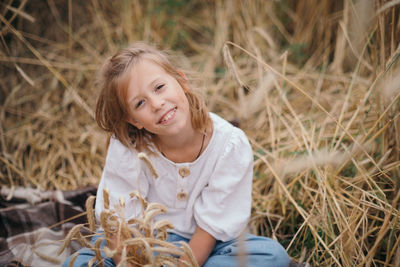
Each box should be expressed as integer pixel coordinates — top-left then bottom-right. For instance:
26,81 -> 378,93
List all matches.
179,94 -> 190,110
131,110 -> 145,121
126,108 -> 137,121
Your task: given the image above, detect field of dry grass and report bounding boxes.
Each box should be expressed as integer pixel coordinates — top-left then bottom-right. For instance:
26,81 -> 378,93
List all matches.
1,0 -> 399,266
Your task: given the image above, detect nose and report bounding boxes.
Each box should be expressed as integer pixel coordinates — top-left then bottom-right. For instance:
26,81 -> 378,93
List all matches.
149,95 -> 165,111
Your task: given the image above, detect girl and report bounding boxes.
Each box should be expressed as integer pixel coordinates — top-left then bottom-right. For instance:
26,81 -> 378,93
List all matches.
63,42 -> 290,267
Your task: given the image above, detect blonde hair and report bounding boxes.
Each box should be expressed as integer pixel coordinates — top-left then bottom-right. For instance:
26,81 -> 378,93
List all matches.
95,42 -> 211,152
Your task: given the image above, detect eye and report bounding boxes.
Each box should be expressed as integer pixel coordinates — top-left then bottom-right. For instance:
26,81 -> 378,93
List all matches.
136,99 -> 145,108
155,84 -> 164,91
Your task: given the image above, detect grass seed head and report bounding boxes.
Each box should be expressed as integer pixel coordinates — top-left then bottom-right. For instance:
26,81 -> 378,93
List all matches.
103,188 -> 110,210
65,188 -> 197,266
85,195 -> 96,232
138,152 -> 159,179
58,224 -> 85,255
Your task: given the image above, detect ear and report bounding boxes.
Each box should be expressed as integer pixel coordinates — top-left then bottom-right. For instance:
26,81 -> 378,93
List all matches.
178,70 -> 187,80
126,117 -> 143,130
178,70 -> 190,93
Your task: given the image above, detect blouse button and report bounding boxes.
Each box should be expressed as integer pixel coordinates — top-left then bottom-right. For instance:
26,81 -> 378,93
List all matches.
177,191 -> 188,201
179,167 -> 190,178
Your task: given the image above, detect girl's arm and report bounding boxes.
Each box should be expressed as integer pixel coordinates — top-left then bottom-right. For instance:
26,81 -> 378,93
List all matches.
181,226 -> 216,266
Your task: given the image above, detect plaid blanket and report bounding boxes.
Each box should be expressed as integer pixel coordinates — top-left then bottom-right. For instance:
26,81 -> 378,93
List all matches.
0,186 -> 96,266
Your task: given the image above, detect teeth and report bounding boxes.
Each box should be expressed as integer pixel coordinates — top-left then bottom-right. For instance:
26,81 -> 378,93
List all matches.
160,108 -> 176,123
163,112 -> 172,122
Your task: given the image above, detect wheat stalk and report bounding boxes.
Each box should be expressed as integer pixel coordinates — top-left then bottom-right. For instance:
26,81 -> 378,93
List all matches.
138,152 -> 159,179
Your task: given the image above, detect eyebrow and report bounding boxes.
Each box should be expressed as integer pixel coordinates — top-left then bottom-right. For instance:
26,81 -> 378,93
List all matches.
149,76 -> 162,87
128,76 -> 163,103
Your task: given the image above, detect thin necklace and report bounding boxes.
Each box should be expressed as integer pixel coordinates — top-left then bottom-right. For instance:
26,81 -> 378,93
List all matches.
160,130 -> 206,160
195,130 -> 206,160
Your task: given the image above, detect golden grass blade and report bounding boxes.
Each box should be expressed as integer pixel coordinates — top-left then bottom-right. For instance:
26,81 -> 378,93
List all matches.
0,156 -> 40,188
376,0 -> 400,14
127,226 -> 143,238
361,190 -> 400,267
138,152 -> 159,179
88,256 -> 97,267
151,246 -> 184,256
14,64 -> 35,86
0,56 -> 98,70
116,245 -> 127,267
85,195 -> 96,232
2,3 -> 35,23
151,220 -> 174,234
129,190 -> 148,217
143,208 -> 167,225
177,241 -> 200,267
33,249 -> 61,264
93,237 -> 105,267
103,188 -> 110,210
68,251 -> 80,267
58,224 -> 84,255
0,0 -> 28,34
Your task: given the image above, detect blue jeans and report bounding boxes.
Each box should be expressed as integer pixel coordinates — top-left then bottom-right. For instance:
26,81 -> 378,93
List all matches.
62,232 -> 290,267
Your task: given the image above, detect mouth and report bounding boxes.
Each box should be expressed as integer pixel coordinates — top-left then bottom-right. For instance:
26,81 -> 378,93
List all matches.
158,107 -> 177,124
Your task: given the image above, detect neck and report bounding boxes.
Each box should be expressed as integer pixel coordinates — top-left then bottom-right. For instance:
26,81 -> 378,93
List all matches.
155,127 -> 205,163
156,126 -> 197,150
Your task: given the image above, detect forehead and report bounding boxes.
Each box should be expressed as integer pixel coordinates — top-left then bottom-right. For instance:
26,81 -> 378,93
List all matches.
123,57 -> 168,97
130,57 -> 167,79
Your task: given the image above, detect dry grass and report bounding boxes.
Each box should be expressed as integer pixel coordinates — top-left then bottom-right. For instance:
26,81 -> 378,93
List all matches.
58,188 -> 198,267
1,0 -> 399,266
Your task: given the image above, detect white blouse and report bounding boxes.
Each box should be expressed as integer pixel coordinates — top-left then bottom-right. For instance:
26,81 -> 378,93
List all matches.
95,113 -> 253,242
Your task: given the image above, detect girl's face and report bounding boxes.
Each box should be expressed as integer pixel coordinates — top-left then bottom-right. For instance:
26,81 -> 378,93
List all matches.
125,58 -> 192,138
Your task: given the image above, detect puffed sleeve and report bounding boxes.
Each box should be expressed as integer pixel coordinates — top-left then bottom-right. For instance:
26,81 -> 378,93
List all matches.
193,128 -> 253,242
95,137 -> 149,222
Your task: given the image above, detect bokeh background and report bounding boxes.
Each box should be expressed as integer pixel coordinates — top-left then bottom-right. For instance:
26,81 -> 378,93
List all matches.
1,0 -> 399,266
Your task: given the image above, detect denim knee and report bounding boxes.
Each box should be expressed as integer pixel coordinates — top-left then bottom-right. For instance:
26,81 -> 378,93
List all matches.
62,233 -> 116,267
248,235 -> 289,266
204,234 -> 290,267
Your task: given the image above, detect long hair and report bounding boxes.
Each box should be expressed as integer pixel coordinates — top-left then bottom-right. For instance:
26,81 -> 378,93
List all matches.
95,42 -> 211,152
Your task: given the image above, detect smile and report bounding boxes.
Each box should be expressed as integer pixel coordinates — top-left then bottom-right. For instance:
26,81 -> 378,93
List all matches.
158,107 -> 177,124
